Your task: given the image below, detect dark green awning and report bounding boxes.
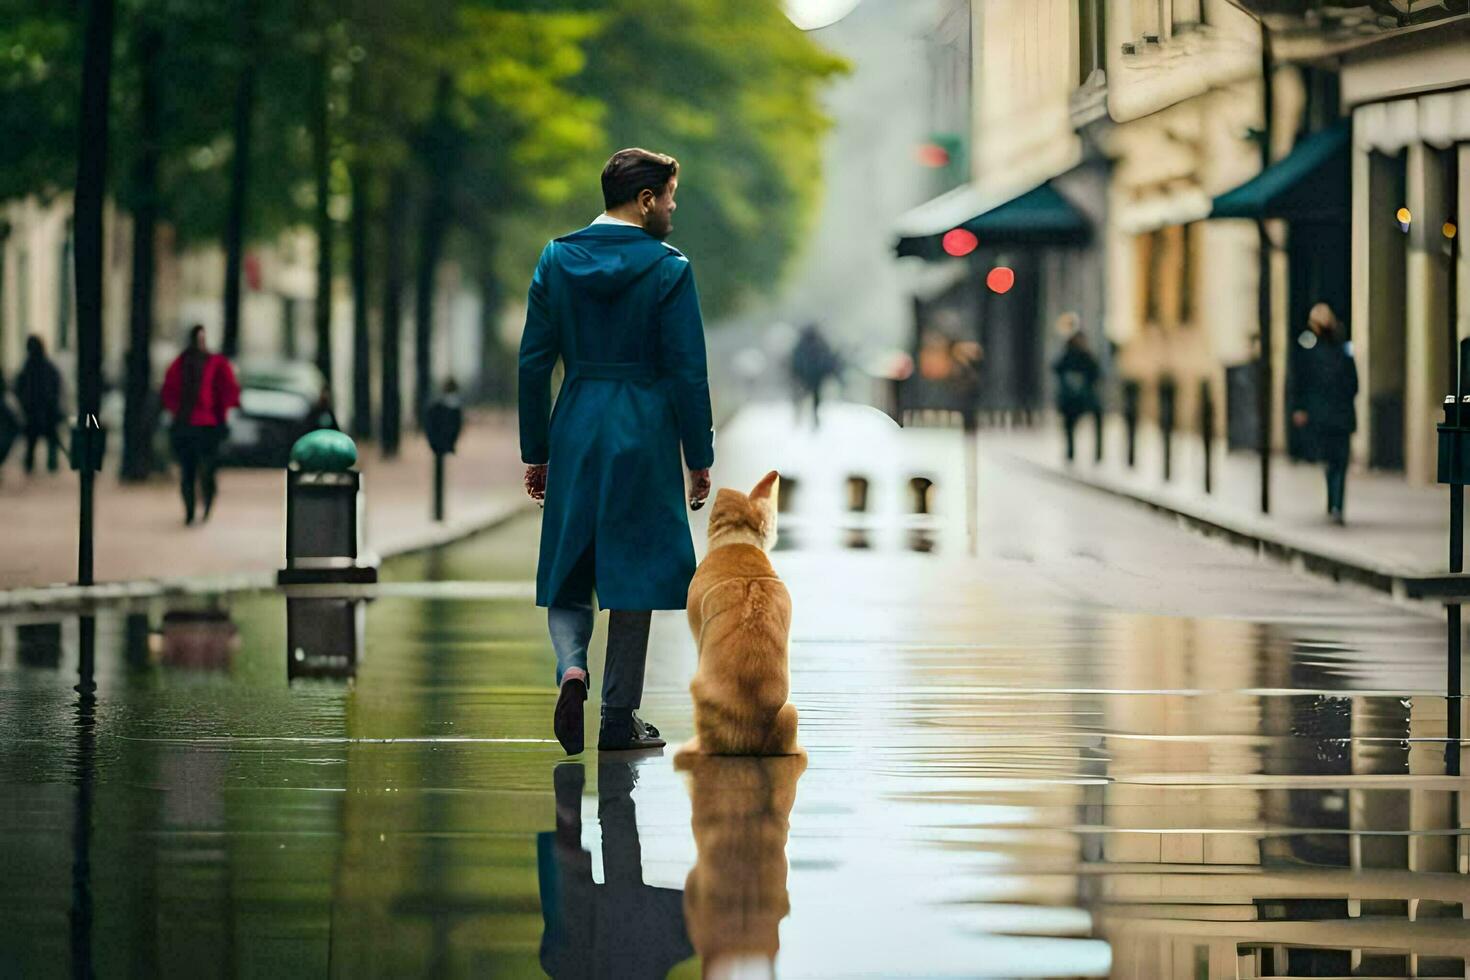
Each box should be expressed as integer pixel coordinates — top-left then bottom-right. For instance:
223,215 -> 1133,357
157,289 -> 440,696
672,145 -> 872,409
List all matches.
895,180 -> 1090,261
1210,122 -> 1350,222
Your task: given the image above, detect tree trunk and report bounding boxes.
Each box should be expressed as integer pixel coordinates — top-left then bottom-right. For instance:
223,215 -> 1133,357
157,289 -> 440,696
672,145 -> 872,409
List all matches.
413,72 -> 453,422
121,28 -> 161,482
350,160 -> 372,439
222,1 -> 256,359
380,168 -> 407,457
477,249 -> 504,404
311,38 -> 333,398
414,191 -> 448,422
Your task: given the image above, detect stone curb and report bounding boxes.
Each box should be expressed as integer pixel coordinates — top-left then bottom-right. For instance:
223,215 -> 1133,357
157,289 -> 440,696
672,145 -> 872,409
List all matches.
1004,452 -> 1470,605
0,499 -> 536,613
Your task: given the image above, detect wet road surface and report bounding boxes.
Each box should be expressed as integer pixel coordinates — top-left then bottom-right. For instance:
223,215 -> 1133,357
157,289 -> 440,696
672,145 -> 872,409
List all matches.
1,402 -> 1466,978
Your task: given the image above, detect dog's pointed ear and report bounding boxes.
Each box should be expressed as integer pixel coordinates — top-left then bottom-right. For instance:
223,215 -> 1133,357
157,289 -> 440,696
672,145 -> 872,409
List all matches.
750,470 -> 780,501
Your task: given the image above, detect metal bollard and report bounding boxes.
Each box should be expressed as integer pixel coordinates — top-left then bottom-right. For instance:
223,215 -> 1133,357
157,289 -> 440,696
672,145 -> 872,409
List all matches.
1436,337 -> 1470,776
1158,377 -> 1176,483
1200,379 -> 1214,495
424,385 -> 464,524
278,429 -> 378,585
1122,380 -> 1140,469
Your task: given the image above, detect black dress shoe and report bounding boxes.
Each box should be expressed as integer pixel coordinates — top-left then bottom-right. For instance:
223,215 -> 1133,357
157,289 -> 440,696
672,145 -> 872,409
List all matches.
553,676 -> 587,755
597,711 -> 666,751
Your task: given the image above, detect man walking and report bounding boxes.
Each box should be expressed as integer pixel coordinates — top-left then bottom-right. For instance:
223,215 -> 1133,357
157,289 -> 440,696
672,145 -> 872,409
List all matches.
1290,302 -> 1357,525
519,148 -> 715,755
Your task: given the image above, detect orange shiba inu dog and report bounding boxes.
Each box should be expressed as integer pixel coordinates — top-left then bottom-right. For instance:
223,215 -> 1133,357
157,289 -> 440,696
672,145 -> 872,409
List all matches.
680,470 -> 799,757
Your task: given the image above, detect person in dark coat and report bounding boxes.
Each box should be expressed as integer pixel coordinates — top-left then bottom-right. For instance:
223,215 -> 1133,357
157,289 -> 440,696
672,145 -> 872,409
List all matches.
14,335 -> 64,474
310,385 -> 340,432
1051,316 -> 1102,463
161,325 -> 241,525
519,148 -> 714,755
790,323 -> 842,428
0,373 -> 19,476
1290,302 -> 1358,525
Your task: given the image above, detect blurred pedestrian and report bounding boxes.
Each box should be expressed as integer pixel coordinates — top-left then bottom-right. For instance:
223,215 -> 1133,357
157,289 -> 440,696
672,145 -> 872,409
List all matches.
1051,315 -> 1101,463
790,322 -> 841,427
311,385 -> 340,431
1290,302 -> 1357,525
0,374 -> 19,478
14,335 -> 63,474
520,148 -> 713,755
161,325 -> 241,525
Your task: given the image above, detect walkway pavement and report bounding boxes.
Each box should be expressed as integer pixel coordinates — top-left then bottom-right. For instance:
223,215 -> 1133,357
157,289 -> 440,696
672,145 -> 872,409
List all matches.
993,416 -> 1459,598
0,412 -> 530,599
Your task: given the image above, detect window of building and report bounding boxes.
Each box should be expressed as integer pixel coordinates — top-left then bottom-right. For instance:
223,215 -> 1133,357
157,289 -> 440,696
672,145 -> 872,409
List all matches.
1138,224 -> 1195,329
1131,0 -> 1160,41
1077,0 -> 1106,84
1181,222 -> 1196,325
1132,0 -> 1203,44
1171,0 -> 1202,32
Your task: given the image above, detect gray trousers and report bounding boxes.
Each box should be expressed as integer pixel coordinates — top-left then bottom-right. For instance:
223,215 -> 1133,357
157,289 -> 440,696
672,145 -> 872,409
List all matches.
548,607 -> 652,710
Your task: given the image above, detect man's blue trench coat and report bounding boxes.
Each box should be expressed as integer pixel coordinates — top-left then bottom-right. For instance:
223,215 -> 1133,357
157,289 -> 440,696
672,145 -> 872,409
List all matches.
518,222 -> 715,611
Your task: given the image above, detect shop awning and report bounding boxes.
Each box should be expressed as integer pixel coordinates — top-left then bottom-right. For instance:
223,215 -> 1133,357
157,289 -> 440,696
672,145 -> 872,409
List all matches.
1210,122 -> 1350,222
894,180 -> 1090,261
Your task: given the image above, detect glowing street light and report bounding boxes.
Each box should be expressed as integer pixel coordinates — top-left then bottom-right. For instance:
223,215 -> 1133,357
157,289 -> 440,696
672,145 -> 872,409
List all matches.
783,0 -> 863,31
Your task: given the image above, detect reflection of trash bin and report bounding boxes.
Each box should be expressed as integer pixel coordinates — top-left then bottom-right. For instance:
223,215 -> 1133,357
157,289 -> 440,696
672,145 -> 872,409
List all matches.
278,429 -> 378,585
286,598 -> 364,681
154,609 -> 239,670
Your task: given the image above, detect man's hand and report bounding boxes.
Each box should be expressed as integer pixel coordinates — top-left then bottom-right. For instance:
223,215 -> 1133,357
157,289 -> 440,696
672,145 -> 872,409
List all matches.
525,463 -> 548,502
688,468 -> 711,510
1292,410 -> 1308,429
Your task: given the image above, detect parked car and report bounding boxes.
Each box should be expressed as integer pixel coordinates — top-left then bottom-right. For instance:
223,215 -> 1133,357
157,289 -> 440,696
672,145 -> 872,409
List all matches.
218,360 -> 329,468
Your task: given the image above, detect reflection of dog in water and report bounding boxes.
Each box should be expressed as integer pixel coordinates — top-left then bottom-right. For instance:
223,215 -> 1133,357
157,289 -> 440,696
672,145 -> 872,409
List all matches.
677,753 -> 806,977
682,470 -> 800,757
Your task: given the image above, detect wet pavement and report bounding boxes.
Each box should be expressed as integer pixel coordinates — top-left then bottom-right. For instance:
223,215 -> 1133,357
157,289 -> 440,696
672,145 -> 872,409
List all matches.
1,402 -> 1467,978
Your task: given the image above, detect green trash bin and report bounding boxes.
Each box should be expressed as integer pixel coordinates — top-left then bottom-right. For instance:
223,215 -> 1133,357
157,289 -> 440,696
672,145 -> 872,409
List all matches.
278,430 -> 377,586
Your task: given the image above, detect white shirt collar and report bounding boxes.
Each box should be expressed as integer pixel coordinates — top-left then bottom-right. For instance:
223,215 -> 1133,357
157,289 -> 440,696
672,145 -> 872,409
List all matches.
592,213 -> 642,228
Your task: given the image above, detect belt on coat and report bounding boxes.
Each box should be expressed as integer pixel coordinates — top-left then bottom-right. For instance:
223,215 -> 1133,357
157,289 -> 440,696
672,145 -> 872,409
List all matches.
570,361 -> 656,383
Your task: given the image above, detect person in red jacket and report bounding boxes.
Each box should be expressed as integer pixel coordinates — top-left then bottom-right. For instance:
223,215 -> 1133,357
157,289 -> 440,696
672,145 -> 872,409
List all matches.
161,325 -> 241,525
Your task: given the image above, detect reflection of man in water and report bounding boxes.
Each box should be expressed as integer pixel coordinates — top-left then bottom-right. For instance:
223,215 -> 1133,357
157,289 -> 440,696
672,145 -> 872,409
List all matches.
538,761 -> 692,977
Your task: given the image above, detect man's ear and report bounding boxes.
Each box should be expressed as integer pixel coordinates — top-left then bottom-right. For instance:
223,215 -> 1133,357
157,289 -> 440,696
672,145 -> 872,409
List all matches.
750,470 -> 780,501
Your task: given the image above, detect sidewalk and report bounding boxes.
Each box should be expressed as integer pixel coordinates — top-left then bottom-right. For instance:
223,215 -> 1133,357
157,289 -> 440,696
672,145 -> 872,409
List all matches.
993,415 -> 1460,599
0,411 -> 531,601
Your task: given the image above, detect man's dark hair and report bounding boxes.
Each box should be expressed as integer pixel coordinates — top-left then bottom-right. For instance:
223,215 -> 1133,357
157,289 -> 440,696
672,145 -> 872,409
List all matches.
601,148 -> 679,210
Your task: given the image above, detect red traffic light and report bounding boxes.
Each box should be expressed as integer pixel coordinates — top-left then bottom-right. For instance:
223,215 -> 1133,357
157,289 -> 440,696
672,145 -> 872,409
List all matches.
942,228 -> 978,257
915,142 -> 952,168
986,266 -> 1015,294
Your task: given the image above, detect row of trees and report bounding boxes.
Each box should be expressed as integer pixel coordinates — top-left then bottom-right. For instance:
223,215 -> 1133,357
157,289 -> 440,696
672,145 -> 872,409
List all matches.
1,0 -> 847,478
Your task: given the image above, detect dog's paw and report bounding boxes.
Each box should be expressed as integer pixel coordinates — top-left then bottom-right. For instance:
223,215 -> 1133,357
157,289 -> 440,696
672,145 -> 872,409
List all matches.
673,738 -> 703,769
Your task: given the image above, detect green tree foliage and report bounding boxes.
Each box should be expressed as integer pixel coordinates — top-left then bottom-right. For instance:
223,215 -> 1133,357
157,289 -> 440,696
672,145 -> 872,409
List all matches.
0,2 -> 81,203
570,0 -> 848,319
1,0 -> 845,379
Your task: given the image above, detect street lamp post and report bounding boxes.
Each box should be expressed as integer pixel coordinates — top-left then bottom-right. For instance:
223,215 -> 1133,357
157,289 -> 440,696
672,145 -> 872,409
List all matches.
72,0 -> 115,586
